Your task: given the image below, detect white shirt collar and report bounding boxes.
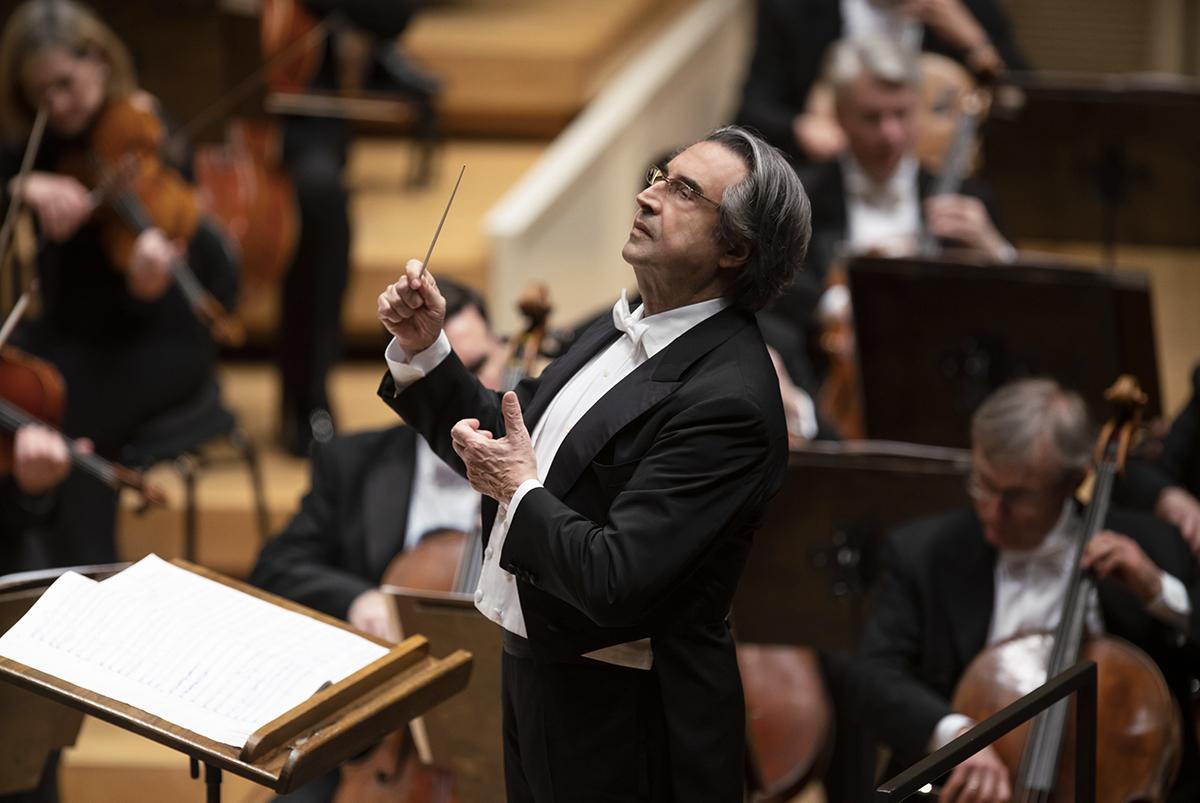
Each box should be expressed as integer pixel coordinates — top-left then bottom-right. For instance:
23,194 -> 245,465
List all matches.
611,289 -> 730,358
997,500 -> 1077,569
841,153 -> 919,207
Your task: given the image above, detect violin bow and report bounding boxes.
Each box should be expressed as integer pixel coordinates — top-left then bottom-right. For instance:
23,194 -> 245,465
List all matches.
0,106 -> 48,349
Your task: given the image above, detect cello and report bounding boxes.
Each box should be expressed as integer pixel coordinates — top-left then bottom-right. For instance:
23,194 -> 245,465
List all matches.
950,375 -> 1181,802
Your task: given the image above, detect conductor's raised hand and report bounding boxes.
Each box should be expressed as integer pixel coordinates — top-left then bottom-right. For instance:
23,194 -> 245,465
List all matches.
450,392 -> 538,505
377,259 -> 446,354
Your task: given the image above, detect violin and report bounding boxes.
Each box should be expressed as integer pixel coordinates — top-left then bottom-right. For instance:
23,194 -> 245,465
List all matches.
54,96 -> 244,346
0,346 -> 164,507
950,375 -> 1181,802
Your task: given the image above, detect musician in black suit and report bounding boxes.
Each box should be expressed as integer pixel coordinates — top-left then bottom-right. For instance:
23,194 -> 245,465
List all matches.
1121,364 -> 1200,556
249,280 -> 500,803
764,34 -> 1010,384
736,0 -> 1026,161
252,279 -> 501,634
856,379 -> 1200,803
376,126 -> 811,802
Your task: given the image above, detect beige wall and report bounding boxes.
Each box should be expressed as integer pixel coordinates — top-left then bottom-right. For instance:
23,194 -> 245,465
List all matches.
1001,0 -> 1198,75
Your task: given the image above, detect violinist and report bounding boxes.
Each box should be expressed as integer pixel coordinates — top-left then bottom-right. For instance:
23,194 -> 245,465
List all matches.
855,379 -> 1200,802
1121,363 -> 1200,556
249,279 -> 501,802
0,0 -> 238,564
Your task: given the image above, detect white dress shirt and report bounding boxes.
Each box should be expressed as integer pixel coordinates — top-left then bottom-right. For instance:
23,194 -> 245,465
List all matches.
386,290 -> 730,670
842,153 -> 922,258
841,0 -> 923,53
404,438 -> 481,551
929,502 -> 1192,750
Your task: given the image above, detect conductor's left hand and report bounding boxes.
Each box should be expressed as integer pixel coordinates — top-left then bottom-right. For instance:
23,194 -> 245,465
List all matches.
451,392 -> 538,505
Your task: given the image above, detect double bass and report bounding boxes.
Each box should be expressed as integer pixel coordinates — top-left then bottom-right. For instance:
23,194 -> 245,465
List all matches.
951,376 -> 1181,802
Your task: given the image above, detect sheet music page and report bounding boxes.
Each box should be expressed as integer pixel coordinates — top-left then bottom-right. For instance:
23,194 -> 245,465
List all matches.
0,555 -> 389,746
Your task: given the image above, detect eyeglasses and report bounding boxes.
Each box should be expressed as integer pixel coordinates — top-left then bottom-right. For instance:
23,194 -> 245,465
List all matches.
965,472 -> 1068,515
645,165 -> 720,209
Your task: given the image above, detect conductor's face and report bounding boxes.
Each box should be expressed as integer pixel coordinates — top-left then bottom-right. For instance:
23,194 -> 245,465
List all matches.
622,141 -> 748,305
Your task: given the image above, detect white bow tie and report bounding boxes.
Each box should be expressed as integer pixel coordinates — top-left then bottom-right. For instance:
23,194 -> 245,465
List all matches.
612,291 -> 649,353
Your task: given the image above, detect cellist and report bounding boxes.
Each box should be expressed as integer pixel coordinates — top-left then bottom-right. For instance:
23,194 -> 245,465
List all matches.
854,378 -> 1200,802
0,0 -> 239,564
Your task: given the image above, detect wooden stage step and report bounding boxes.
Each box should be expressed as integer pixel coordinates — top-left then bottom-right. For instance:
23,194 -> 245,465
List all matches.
405,0 -> 689,137
61,719 -> 271,803
238,138 -> 546,348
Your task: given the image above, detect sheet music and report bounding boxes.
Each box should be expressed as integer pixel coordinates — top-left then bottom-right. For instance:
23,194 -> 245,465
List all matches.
0,555 -> 389,746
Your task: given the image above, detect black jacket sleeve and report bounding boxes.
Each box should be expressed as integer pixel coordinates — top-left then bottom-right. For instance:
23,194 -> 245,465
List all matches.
855,532 -> 956,760
501,394 -> 774,629
1122,366 -> 1200,510
249,441 -> 372,619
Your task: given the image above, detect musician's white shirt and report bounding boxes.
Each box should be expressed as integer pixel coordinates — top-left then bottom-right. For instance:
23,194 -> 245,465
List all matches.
930,501 -> 1191,751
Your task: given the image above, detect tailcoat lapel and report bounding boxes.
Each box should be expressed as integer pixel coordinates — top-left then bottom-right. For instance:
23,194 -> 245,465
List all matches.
541,306 -> 753,499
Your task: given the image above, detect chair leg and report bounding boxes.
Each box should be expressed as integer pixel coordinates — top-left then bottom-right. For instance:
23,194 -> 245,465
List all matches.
231,428 -> 271,544
176,455 -> 198,563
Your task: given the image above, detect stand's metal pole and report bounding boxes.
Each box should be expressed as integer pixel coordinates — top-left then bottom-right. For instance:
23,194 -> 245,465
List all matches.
204,762 -> 222,803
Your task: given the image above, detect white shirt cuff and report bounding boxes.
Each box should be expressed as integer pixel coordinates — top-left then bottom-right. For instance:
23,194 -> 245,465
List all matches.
384,332 -> 451,392
816,283 -> 852,324
505,479 -> 543,528
929,713 -> 974,753
1145,571 -> 1191,632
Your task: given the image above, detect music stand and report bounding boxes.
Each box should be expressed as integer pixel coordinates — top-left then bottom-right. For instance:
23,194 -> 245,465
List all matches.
732,441 -> 970,653
982,71 -> 1200,260
847,254 -> 1161,448
0,560 -> 473,802
387,589 -> 503,803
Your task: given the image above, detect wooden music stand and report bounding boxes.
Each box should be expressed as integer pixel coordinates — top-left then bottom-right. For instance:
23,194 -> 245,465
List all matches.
983,71 -> 1200,257
0,564 -> 125,796
386,588 -> 503,803
847,254 -> 1161,448
732,441 -> 971,652
0,560 -> 473,802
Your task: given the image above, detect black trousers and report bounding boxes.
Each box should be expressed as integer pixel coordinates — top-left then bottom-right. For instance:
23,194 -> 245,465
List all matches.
501,643 -> 672,802
279,115 -> 351,422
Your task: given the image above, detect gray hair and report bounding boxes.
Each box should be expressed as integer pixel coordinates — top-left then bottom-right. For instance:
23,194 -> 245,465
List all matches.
824,33 -> 920,96
703,125 -> 811,312
971,379 -> 1093,476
